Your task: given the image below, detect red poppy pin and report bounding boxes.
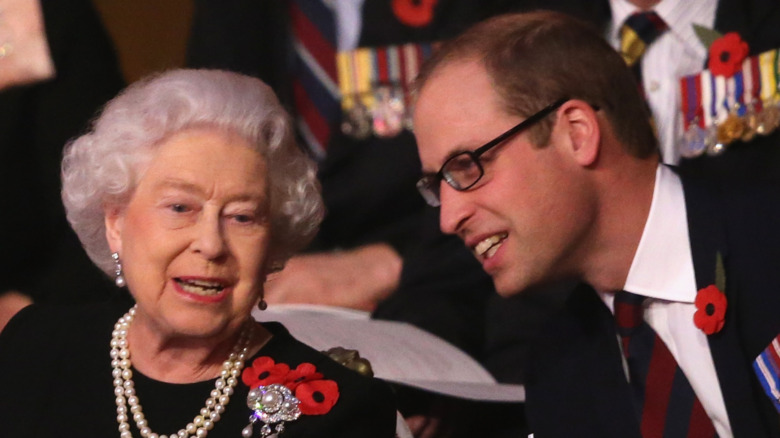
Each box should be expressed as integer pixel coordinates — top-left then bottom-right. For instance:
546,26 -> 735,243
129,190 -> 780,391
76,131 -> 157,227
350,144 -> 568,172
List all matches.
392,0 -> 438,27
241,357 -> 341,436
693,25 -> 750,78
693,252 -> 728,335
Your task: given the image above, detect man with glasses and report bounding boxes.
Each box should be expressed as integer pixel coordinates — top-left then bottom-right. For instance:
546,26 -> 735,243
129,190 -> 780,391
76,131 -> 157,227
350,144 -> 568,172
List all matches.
413,11 -> 780,438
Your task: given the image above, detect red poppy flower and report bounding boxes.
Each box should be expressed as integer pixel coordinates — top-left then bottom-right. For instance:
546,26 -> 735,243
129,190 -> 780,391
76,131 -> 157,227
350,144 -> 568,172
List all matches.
241,356 -> 290,388
693,285 -> 727,335
708,32 -> 749,77
285,362 -> 324,390
295,379 -> 340,415
391,0 -> 437,27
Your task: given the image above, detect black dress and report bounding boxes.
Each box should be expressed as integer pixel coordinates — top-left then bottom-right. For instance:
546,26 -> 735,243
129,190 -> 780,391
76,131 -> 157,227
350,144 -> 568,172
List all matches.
0,298 -> 397,437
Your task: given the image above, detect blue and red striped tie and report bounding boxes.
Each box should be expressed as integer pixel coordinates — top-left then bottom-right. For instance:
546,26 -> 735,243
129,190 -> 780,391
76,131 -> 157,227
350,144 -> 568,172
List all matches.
614,291 -> 717,437
289,0 -> 341,160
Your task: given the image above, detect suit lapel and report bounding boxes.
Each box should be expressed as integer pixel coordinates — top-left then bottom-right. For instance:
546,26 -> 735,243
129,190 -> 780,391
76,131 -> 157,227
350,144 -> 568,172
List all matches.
681,172 -> 778,437
526,285 -> 641,437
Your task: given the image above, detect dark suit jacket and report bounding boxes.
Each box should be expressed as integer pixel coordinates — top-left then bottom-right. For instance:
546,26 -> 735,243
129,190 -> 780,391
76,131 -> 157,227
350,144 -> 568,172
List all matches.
524,170 -> 780,437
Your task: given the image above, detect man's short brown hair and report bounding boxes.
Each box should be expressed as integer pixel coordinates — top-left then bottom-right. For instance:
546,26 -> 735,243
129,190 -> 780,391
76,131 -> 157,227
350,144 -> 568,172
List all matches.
415,11 -> 658,158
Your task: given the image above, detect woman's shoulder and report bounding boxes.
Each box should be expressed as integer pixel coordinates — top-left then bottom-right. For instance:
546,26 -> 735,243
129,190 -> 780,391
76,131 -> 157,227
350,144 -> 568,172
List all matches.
243,321 -> 398,437
258,322 -> 373,374
0,296 -> 135,375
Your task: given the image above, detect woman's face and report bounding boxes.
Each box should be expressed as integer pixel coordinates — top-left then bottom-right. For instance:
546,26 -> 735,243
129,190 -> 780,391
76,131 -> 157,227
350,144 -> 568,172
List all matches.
106,127 -> 272,339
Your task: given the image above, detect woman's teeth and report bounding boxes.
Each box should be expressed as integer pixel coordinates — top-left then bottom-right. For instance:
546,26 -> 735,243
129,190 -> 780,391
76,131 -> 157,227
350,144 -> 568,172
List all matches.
175,278 -> 225,296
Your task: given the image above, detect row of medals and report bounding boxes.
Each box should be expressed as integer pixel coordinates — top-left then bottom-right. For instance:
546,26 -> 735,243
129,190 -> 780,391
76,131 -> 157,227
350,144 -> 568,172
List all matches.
340,85 -> 780,150
680,100 -> 780,158
340,85 -> 410,139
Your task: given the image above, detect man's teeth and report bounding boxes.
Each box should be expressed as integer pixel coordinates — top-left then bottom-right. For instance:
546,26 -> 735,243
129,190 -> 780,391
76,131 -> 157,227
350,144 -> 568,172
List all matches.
176,279 -> 225,296
474,233 -> 507,257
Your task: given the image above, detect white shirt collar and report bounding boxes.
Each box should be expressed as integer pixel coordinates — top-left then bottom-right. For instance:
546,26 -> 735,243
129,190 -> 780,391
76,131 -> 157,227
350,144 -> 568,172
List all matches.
623,164 -> 697,303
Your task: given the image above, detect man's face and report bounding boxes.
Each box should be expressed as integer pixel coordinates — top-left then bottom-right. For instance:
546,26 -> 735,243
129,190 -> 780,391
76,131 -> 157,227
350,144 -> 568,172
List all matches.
413,60 -> 596,295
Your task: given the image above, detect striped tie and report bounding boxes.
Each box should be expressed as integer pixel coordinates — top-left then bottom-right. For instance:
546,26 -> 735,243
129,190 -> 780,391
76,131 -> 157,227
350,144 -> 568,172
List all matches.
289,0 -> 341,160
614,291 -> 717,437
620,11 -> 668,68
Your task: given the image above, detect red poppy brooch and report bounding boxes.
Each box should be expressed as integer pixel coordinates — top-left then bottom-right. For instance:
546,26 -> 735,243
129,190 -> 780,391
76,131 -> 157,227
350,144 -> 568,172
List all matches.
241,357 -> 340,437
693,25 -> 750,78
392,0 -> 437,27
693,252 -> 728,335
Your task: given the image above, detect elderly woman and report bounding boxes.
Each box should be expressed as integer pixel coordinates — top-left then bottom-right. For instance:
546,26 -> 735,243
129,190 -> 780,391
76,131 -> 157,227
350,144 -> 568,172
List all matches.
0,69 -> 397,437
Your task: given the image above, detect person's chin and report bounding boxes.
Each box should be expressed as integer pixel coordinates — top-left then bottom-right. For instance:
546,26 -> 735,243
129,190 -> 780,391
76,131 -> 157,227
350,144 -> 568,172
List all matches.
490,265 -> 535,298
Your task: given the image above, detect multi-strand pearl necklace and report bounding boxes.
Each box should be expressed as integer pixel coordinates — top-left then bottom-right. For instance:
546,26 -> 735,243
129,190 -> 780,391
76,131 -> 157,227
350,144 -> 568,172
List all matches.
111,306 -> 253,438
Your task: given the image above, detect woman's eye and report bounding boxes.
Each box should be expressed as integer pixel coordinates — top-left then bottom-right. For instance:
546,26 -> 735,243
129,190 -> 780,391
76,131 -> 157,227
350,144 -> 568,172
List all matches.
233,214 -> 253,223
169,204 -> 190,213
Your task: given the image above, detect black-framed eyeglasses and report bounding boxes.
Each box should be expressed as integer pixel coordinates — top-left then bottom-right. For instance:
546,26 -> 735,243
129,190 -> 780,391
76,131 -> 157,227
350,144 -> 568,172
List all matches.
416,98 -> 568,207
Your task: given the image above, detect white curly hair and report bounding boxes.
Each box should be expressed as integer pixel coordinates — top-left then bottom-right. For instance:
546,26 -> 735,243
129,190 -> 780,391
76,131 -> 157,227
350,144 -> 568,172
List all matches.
62,69 -> 324,276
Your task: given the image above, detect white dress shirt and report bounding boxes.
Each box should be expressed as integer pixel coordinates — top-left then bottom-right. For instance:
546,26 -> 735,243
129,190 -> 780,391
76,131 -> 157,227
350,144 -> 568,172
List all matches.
599,165 -> 732,437
329,0 -> 366,51
607,0 -> 717,165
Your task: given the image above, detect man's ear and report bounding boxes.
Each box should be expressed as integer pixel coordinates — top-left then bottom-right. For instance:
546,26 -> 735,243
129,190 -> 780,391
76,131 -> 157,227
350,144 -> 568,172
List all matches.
104,205 -> 124,254
558,100 -> 601,167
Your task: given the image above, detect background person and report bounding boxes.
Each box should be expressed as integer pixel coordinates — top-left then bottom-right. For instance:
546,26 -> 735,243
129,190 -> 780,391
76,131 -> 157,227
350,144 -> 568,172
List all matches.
0,0 -> 124,330
493,0 -> 780,178
413,12 -> 780,437
0,69 -> 397,437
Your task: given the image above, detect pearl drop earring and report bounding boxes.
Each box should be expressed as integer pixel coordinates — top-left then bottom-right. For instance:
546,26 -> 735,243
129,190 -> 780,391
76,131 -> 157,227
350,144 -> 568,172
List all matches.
111,252 -> 126,288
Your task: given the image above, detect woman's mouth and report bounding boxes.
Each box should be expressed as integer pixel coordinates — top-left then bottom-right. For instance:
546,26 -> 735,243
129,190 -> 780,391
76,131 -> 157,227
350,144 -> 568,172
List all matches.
174,278 -> 226,297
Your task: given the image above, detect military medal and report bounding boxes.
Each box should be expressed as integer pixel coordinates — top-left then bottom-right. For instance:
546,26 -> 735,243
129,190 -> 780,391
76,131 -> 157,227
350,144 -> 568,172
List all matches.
705,125 -> 726,156
372,85 -> 404,137
756,101 -> 780,135
336,42 -> 435,140
755,49 -> 780,136
739,56 -> 764,142
680,119 -> 708,158
678,36 -> 780,157
740,102 -> 759,142
341,102 -> 372,139
716,111 -> 745,145
680,75 -> 706,158
338,47 -> 375,140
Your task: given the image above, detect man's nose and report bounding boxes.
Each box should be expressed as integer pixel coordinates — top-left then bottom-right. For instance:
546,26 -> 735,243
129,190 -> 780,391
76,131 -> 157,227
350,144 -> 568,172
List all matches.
438,183 -> 473,236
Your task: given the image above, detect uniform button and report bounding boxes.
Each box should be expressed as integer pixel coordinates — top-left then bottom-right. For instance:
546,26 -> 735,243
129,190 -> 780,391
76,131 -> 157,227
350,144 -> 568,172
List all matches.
648,80 -> 660,92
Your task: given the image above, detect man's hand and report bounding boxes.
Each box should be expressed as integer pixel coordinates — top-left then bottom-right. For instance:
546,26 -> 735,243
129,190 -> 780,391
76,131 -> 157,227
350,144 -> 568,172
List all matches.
265,243 -> 402,312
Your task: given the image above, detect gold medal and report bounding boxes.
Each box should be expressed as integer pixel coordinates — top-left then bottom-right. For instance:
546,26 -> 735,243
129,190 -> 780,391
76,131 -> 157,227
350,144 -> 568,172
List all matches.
740,104 -> 759,142
716,113 -> 745,145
